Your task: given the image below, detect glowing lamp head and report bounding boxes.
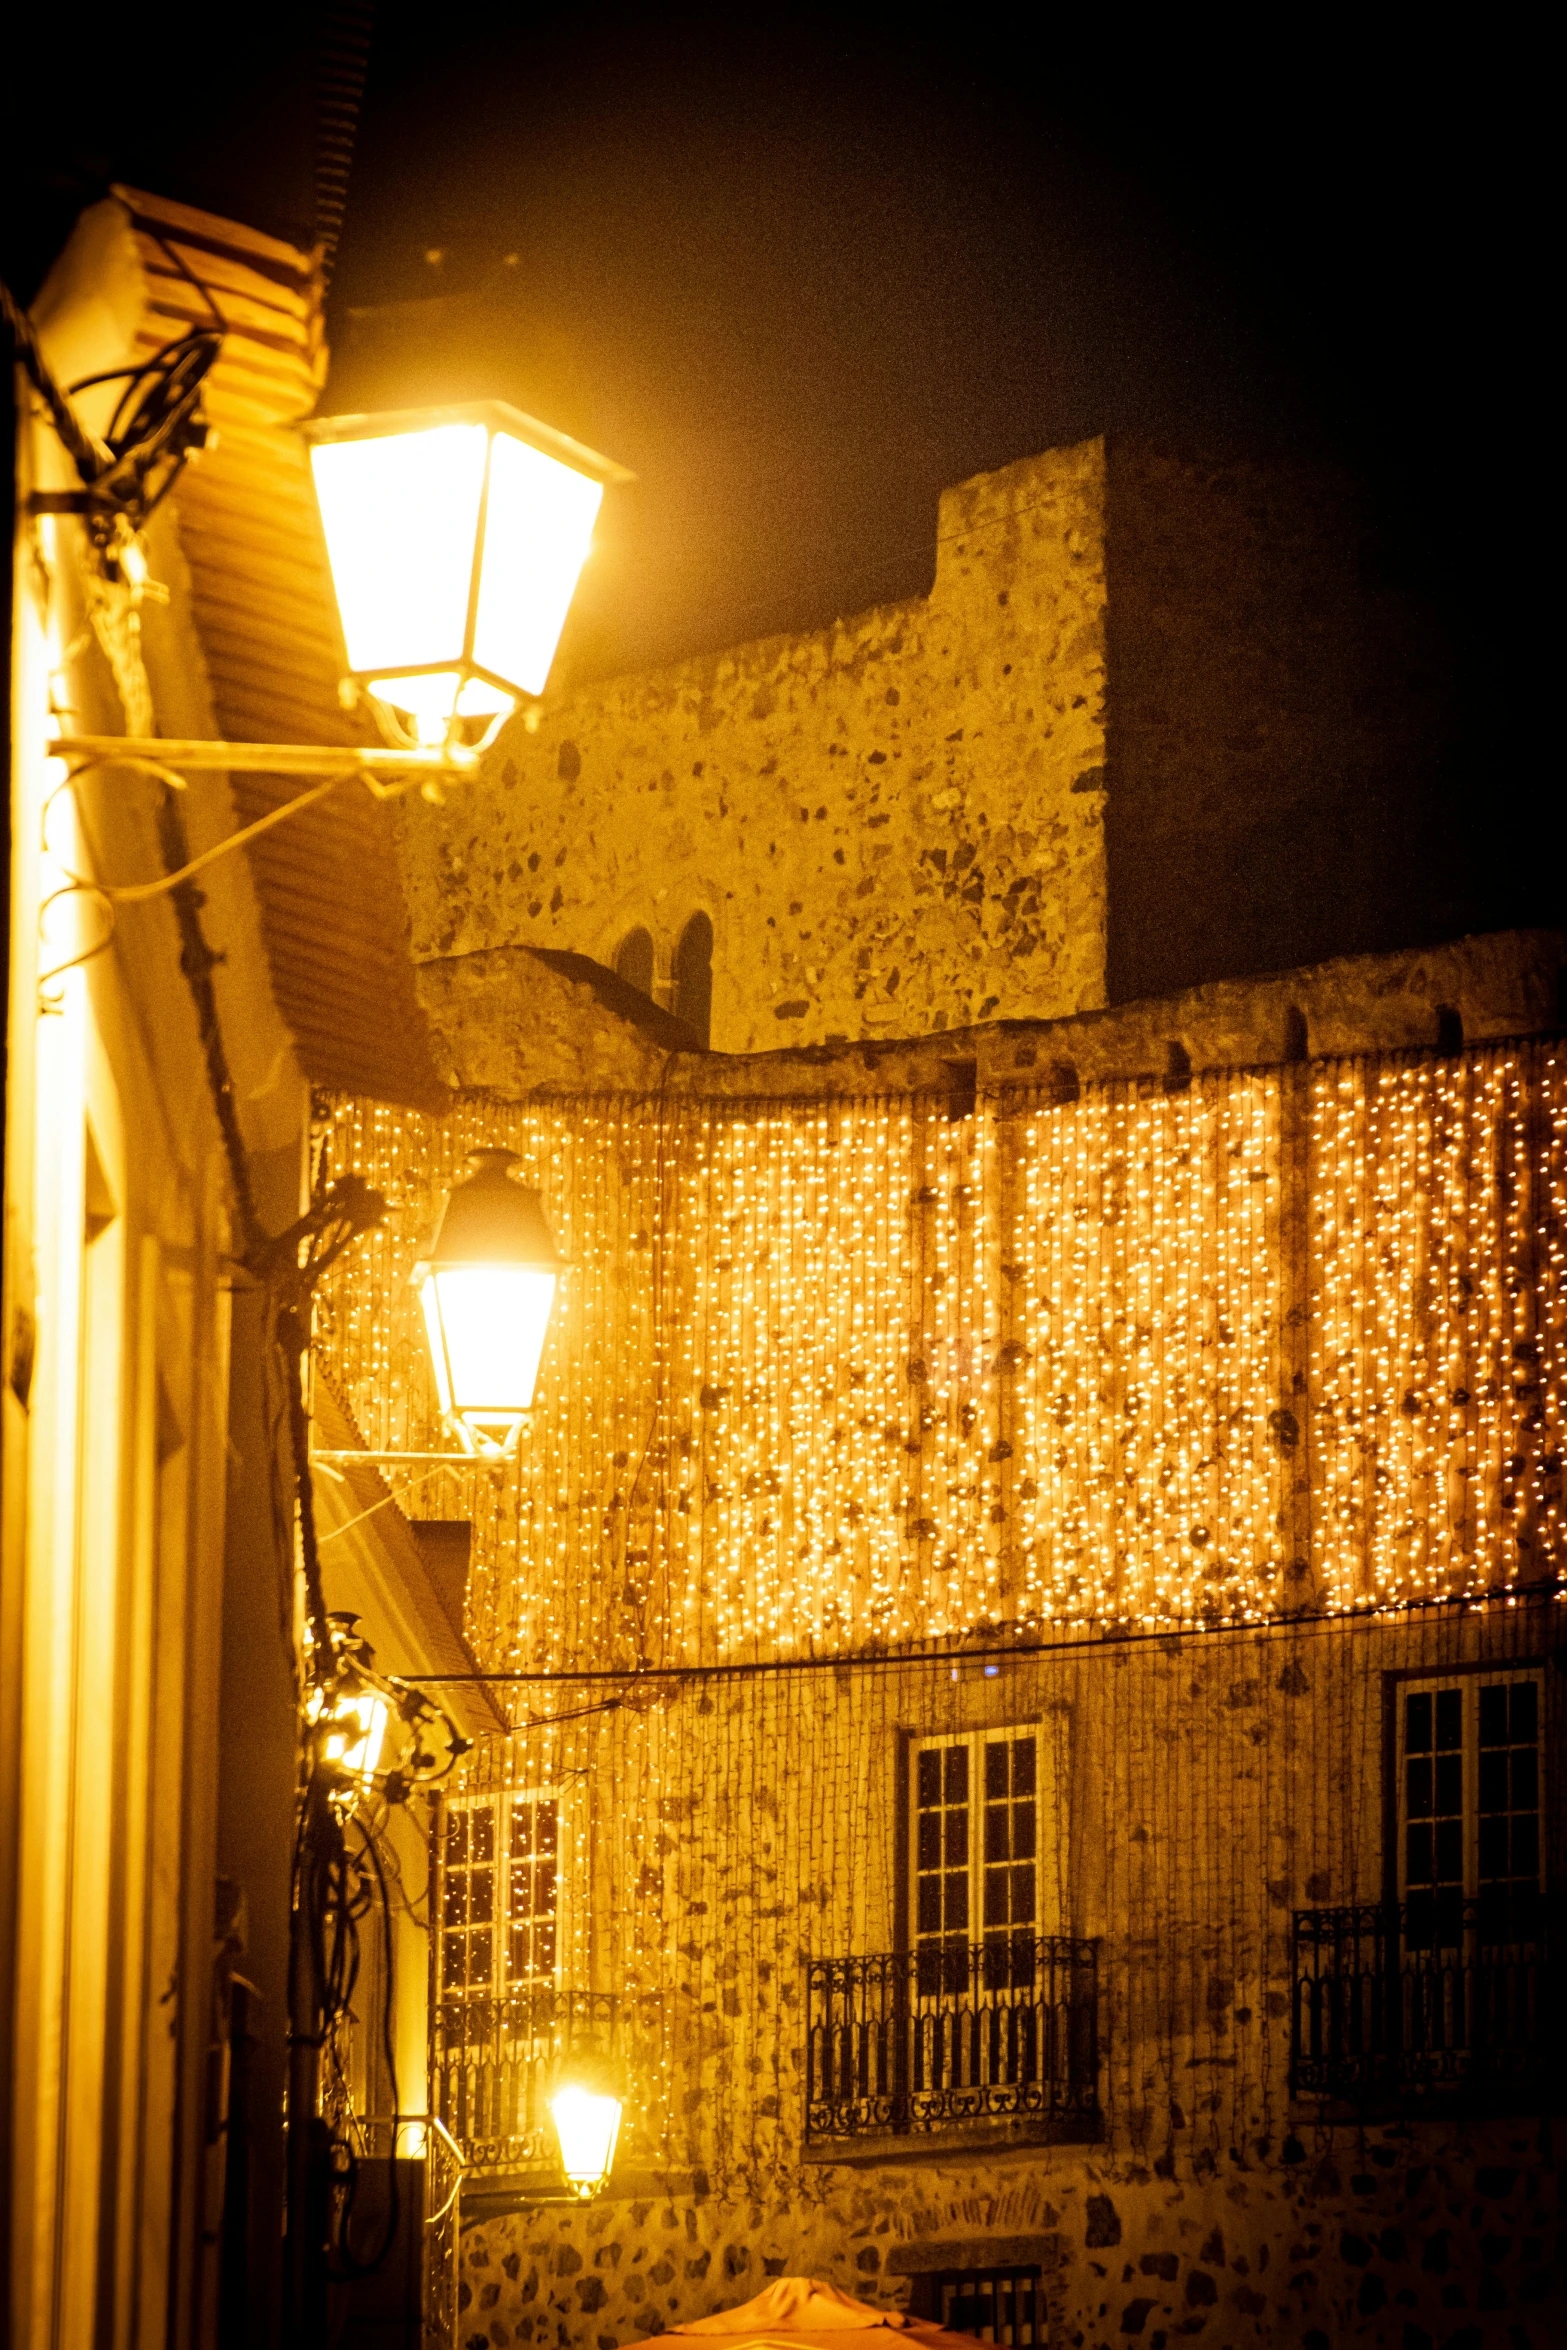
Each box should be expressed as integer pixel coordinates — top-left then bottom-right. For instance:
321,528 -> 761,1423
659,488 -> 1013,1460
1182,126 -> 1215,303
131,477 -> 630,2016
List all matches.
548,2044 -> 623,2201
306,1681 -> 390,1787
304,401 -> 630,747
415,1149 -> 563,1455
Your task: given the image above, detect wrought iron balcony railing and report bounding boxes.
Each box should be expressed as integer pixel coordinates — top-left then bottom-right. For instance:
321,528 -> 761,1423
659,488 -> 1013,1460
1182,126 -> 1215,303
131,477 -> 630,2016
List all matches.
1292,1896 -> 1557,2108
432,1984 -> 629,2175
805,1937 -> 1100,2147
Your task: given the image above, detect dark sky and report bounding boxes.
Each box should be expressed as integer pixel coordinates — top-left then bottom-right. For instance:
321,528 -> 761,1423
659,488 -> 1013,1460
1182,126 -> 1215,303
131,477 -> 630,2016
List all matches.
4,7 -> 1541,701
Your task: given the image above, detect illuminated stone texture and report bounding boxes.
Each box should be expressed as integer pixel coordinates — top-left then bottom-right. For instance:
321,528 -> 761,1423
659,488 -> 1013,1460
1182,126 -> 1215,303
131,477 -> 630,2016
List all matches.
394,440 -> 1110,1048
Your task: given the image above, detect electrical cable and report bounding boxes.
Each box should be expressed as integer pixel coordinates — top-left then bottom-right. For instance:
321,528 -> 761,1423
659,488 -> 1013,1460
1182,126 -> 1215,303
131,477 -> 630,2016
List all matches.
396,1575 -> 1564,1683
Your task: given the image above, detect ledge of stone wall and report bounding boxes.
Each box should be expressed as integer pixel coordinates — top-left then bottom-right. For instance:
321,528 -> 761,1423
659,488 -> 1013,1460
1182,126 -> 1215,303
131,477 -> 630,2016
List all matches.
417,927 -> 1564,1105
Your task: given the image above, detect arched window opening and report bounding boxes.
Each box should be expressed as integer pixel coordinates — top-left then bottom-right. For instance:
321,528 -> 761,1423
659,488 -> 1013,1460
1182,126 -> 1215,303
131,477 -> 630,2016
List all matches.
673,912 -> 713,1049
614,926 -> 654,999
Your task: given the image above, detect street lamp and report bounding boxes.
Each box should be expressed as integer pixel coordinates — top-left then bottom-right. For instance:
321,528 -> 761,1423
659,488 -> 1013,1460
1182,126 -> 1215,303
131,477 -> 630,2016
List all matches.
415,1149 -> 564,1455
548,2041 -> 624,2201
306,401 -> 632,752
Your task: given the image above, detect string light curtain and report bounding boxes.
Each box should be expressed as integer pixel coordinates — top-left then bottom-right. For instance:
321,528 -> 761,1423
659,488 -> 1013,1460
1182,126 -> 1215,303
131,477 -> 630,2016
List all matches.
313,1043 -> 1565,2194
316,1041 -> 1565,1667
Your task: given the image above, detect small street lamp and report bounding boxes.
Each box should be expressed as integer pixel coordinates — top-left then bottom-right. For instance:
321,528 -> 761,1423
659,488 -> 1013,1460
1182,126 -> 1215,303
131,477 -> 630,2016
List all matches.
548,2041 -> 624,2201
306,401 -> 631,753
415,1149 -> 564,1453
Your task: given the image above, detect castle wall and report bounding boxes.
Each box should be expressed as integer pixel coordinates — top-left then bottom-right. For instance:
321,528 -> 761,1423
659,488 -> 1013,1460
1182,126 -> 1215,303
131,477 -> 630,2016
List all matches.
393,441 -> 1109,1049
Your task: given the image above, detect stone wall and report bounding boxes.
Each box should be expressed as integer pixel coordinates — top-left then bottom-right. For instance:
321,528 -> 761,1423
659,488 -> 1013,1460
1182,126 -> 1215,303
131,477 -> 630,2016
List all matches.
439,1600 -> 1560,2350
394,440 -> 1109,1050
458,2121 -> 1558,2350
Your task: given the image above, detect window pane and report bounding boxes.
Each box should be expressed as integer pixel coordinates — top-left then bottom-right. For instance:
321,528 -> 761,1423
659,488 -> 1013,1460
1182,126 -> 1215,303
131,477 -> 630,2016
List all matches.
1012,1738 -> 1036,1795
1479,1685 -> 1509,1746
945,1748 -> 969,1804
1406,1823 -> 1433,1884
447,1810 -> 469,1865
509,1924 -> 532,1979
1511,1749 -> 1539,1808
1405,1692 -> 1432,1751
1434,1754 -> 1462,1814
469,1867 -> 494,1924
1511,1681 -> 1538,1740
535,1916 -> 557,1972
983,1873 -> 1009,1928
441,1933 -> 466,1991
537,1802 -> 559,1854
1434,1820 -> 1462,1881
984,1807 -> 1010,1863
1012,1802 -> 1036,1861
1478,1816 -> 1509,1879
917,1878 -> 943,1935
1478,1752 -> 1508,1812
1010,1865 -> 1035,1923
471,1807 -> 495,1863
1511,1816 -> 1540,1878
469,1928 -> 492,1985
510,1805 -> 534,1859
945,1874 -> 968,1932
442,1876 -> 467,1929
944,1811 -> 968,1868
1406,1756 -> 1433,1817
918,1749 -> 941,1806
985,1743 -> 1008,1800
536,1859 -> 557,1913
918,1814 -> 942,1870
1435,1690 -> 1462,1749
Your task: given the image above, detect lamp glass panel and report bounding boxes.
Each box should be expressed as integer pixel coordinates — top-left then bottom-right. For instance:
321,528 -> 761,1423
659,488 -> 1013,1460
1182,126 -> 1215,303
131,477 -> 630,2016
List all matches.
419,1276 -> 456,1416
474,433 -> 604,698
426,1264 -> 557,1417
549,2086 -> 621,2192
336,1691 -> 389,1781
311,422 -> 487,677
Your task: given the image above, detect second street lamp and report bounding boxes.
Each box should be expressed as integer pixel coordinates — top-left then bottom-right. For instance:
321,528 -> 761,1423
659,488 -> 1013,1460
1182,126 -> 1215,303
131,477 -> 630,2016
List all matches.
414,1149 -> 565,1455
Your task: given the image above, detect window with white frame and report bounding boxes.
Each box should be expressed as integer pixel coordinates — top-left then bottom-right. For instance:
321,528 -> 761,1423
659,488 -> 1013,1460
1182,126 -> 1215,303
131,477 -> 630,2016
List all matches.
910,1725 -> 1061,1963
1398,1672 -> 1543,1920
440,1793 -> 559,1999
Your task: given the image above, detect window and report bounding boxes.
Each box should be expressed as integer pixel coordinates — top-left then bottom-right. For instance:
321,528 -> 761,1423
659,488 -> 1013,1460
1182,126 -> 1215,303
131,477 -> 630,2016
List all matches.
932,2268 -> 1044,2348
1292,1668 -> 1550,2106
1399,1672 -> 1543,1925
911,1726 -> 1055,1966
614,926 -> 654,997
672,911 -> 713,1047
441,1794 -> 559,1998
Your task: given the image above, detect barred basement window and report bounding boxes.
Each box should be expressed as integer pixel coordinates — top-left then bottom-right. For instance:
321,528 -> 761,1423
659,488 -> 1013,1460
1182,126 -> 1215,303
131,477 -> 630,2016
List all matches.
932,2267 -> 1045,2348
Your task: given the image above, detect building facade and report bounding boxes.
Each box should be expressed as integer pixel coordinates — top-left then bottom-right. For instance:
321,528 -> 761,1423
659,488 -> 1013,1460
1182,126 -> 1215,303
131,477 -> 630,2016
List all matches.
315,953 -> 1564,2350
7,179 -> 1562,2350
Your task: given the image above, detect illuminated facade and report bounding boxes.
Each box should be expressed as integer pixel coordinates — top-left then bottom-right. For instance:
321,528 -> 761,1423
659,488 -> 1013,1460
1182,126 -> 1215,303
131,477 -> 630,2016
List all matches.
313,1012 -> 1563,2345
6,182 -> 1562,2350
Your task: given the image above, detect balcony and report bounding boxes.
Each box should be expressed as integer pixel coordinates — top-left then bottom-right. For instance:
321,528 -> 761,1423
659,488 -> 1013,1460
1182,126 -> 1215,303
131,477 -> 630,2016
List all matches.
431,1984 -> 636,2193
804,1938 -> 1100,2159
1292,1897 -> 1558,2113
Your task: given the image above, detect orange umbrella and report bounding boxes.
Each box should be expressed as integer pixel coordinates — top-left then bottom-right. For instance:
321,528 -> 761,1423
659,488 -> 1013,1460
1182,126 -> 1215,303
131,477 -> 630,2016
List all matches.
624,2277 -> 982,2350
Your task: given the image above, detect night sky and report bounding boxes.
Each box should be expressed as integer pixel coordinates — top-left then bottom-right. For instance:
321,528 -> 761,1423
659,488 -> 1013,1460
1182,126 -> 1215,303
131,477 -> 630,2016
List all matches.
3,7 -> 1544,807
